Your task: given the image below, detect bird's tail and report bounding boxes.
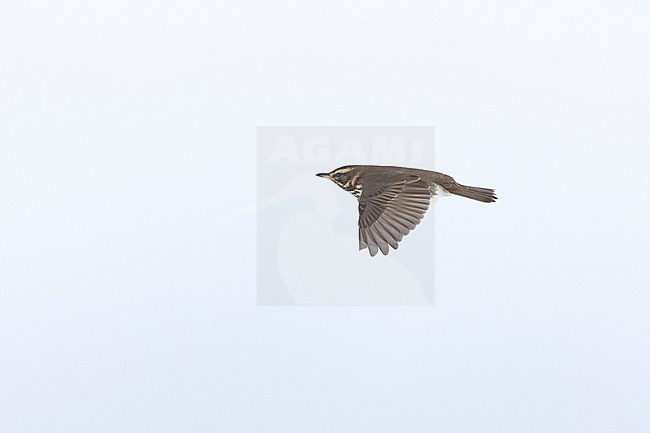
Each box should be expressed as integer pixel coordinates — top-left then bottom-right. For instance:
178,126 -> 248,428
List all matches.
450,184 -> 498,203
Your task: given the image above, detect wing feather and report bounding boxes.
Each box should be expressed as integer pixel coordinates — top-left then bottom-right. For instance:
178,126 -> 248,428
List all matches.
358,177 -> 432,256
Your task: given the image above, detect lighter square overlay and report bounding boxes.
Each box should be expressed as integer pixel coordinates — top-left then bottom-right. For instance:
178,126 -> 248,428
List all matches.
257,126 -> 436,305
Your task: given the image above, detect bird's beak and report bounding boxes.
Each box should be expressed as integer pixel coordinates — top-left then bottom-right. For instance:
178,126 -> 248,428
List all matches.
316,173 -> 330,179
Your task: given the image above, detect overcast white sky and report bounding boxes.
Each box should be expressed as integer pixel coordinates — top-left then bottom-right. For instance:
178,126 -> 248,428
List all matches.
1,0 -> 649,432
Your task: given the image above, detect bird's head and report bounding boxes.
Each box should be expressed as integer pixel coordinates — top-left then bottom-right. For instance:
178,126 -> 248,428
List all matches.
316,165 -> 363,196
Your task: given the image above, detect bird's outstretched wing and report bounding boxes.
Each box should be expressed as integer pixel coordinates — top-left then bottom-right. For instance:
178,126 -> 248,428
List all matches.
358,176 -> 431,256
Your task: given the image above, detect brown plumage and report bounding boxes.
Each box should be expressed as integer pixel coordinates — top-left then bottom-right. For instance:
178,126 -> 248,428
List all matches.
316,165 -> 497,256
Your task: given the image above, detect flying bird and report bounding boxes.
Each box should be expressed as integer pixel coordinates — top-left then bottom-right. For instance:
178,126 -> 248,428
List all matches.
317,165 -> 497,256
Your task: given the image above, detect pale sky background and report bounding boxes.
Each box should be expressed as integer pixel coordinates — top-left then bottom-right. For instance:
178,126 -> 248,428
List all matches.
1,1 -> 649,432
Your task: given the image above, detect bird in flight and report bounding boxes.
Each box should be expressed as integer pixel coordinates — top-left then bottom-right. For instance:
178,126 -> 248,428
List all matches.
317,165 -> 497,256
